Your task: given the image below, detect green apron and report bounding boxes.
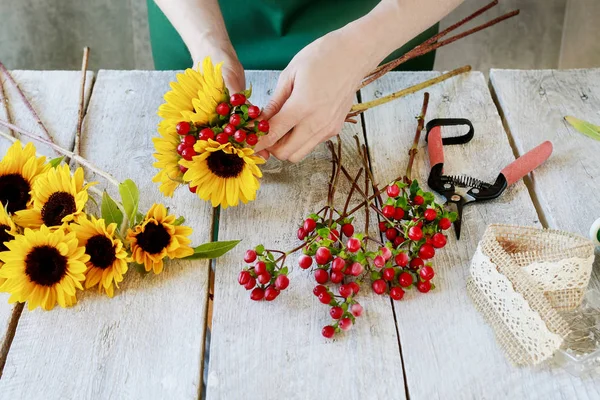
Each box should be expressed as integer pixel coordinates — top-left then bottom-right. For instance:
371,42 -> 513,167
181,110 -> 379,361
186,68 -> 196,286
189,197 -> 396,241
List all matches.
147,0 -> 438,71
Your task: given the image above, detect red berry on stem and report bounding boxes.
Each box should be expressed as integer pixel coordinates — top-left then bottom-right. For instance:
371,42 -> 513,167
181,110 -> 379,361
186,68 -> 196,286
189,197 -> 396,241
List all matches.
224,123 -> 236,136
393,236 -> 405,248
339,284 -> 353,298
216,102 -> 230,116
265,286 -> 280,301
238,270 -> 251,285
372,279 -> 387,295
390,286 -> 405,300
432,233 -> 447,249
328,229 -> 340,241
248,105 -> 261,119
245,133 -> 258,146
379,221 -> 388,232
420,266 -> 435,281
398,272 -> 413,287
330,306 -> 343,319
230,93 -> 246,106
385,228 -> 398,241
383,267 -> 395,281
408,226 -> 423,241
179,165 -> 188,174
394,207 -> 405,220
439,217 -> 452,230
215,133 -> 229,144
395,252 -> 409,267
189,185 -> 197,193
297,227 -> 307,240
298,254 -> 312,269
331,257 -> 345,272
182,135 -> 196,146
176,143 -> 187,155
258,120 -> 270,132
374,255 -> 386,268
322,325 -> 335,338
181,147 -> 196,161
330,270 -> 343,284
257,272 -> 271,285
275,274 -> 290,290
318,291 -> 332,304
348,282 -> 360,295
339,318 -> 352,331
229,114 -> 242,126
315,247 -> 332,265
410,258 -> 424,269
314,269 -> 329,284
351,303 -> 363,317
349,262 -> 363,276
313,285 -> 327,297
233,130 -> 246,142
417,280 -> 432,293
418,244 -> 435,260
176,121 -> 190,135
250,287 -> 264,301
387,184 -> 400,197
303,218 -> 317,233
413,195 -> 424,205
380,247 -> 392,261
347,237 -> 361,253
199,127 -> 215,141
244,250 -> 257,263
424,208 -> 437,221
244,277 -> 256,290
341,223 -> 354,237
254,261 -> 267,275
382,205 -> 395,219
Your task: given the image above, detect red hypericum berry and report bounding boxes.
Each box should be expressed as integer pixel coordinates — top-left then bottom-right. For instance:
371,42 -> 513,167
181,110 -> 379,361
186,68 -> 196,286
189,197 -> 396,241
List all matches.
330,306 -> 344,319
331,257 -> 345,272
250,287 -> 264,301
439,217 -> 452,230
179,165 -> 188,174
254,261 -> 267,275
182,135 -> 196,147
177,143 -> 187,155
346,237 -> 361,253
408,226 -> 423,241
410,258 -> 424,269
315,247 -> 332,265
424,208 -> 437,221
399,272 -> 413,287
383,267 -> 396,281
393,236 -> 405,248
257,272 -> 271,285
224,123 -> 236,136
314,269 -> 329,284
349,262 -> 363,277
318,291 -> 332,305
264,286 -> 280,301
395,252 -> 409,267
413,195 -> 425,205
330,270 -> 343,284
244,276 -> 256,290
257,120 -> 270,132
189,185 -> 197,193
244,250 -> 257,263
387,184 -> 400,197
328,229 -> 340,241
248,105 -> 261,119
275,274 -> 290,290
181,147 -> 196,161
420,266 -> 435,281
394,207 -> 405,220
417,280 -> 432,293
339,317 -> 352,331
229,114 -> 242,126
346,282 -> 359,296
246,133 -> 258,146
379,221 -> 388,232
382,205 -> 395,219
372,279 -> 387,295
176,121 -> 190,135
313,285 -> 327,297
339,284 -> 353,298
215,133 -> 229,144
238,270 -> 251,285
390,287 -> 405,301
374,255 -> 386,268
413,219 -> 424,229
322,325 -> 335,338
385,228 -> 398,241
298,254 -> 312,269
380,247 -> 392,261
341,223 -> 354,237
418,244 -> 435,260
432,233 -> 447,249
216,102 -> 230,116
199,127 -> 215,141
230,93 -> 246,106
297,227 -> 307,240
303,218 -> 317,233
233,129 -> 246,142
351,303 -> 363,317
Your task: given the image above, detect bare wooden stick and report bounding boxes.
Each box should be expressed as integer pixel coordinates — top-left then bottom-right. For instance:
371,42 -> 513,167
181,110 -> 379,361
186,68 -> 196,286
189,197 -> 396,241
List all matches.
405,92 -> 430,181
74,47 -> 90,159
342,168 -> 363,217
0,70 -> 13,137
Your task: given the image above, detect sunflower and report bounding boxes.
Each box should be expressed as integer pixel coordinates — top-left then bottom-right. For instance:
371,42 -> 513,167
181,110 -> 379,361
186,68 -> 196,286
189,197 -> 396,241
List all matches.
127,203 -> 193,274
70,216 -> 128,297
180,140 -> 265,209
0,140 -> 48,214
13,164 -> 92,229
0,225 -> 89,310
151,120 -> 184,197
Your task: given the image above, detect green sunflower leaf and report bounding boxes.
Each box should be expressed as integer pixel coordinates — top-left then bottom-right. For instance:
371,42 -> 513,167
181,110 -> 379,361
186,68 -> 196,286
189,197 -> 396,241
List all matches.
101,191 -> 123,227
565,116 -> 600,141
48,156 -> 64,168
184,240 -> 241,260
173,216 -> 185,226
118,179 -> 140,227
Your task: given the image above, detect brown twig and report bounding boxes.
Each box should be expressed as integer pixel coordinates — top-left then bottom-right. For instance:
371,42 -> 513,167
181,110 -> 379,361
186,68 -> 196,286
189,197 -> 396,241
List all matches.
0,70 -> 13,137
342,168 -> 363,217
364,148 -> 370,236
74,47 -> 90,159
405,92 -> 430,182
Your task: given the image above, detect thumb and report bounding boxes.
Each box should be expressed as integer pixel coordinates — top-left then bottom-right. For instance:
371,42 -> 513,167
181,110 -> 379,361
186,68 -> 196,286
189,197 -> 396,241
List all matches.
261,73 -> 293,120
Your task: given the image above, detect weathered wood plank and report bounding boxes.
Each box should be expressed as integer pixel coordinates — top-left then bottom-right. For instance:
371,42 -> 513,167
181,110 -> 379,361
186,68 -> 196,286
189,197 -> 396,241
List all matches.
0,71 -> 213,399
490,68 -> 600,292
206,71 -> 406,400
0,70 -> 94,372
362,71 -> 599,399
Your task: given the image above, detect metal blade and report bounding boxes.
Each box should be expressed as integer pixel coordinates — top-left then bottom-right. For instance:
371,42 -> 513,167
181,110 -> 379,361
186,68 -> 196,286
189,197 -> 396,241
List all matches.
445,200 -> 464,240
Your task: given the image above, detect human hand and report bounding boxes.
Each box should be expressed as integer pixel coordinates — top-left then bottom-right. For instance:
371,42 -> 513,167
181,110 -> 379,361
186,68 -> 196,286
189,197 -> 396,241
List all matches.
192,45 -> 245,94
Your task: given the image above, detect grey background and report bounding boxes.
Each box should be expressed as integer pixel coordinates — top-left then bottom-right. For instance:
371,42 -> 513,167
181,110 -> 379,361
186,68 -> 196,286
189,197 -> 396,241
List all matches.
0,0 -> 598,71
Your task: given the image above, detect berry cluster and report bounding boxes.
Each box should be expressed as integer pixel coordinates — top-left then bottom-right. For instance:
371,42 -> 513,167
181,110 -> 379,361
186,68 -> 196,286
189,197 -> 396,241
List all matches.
237,245 -> 290,301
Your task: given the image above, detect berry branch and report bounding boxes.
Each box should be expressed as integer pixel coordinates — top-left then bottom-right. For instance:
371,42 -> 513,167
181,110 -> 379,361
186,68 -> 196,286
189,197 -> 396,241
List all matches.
405,92 -> 430,181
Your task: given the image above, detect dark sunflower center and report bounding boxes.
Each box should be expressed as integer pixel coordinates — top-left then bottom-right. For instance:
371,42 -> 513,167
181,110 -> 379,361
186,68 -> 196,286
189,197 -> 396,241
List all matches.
0,224 -> 12,252
41,191 -> 76,226
206,151 -> 245,178
25,245 -> 68,286
86,235 -> 116,269
0,173 -> 31,213
136,222 -> 171,254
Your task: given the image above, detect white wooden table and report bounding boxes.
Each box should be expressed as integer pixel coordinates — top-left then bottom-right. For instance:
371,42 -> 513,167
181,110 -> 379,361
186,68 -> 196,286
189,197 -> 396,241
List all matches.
0,68 -> 598,400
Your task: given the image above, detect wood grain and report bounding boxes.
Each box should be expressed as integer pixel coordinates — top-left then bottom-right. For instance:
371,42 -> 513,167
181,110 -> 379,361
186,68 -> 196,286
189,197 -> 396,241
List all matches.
0,71 -> 213,399
0,70 -> 94,372
206,71 -> 406,400
362,71 -> 599,399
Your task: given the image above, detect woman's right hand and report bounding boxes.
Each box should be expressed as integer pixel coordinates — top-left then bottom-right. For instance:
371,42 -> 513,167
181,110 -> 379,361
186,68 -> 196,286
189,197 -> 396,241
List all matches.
191,42 -> 245,94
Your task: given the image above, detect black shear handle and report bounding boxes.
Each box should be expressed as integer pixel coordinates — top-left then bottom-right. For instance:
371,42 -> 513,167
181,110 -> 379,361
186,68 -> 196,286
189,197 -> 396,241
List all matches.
425,118 -> 474,145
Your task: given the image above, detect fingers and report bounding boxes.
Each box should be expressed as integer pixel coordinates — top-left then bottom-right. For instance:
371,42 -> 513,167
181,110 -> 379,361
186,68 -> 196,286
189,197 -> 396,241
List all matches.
261,73 -> 293,120
254,98 -> 303,153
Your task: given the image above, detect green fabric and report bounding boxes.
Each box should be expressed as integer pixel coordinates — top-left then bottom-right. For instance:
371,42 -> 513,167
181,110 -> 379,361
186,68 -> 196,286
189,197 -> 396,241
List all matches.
147,0 -> 437,71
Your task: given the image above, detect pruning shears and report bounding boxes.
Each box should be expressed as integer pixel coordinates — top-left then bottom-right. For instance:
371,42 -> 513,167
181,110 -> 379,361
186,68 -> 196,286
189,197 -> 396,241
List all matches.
425,118 -> 553,240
